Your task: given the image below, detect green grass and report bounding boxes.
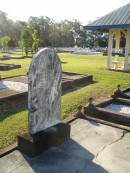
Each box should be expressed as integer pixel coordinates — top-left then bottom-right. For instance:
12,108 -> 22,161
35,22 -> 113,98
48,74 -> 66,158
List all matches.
0,58 -> 31,78
0,51 -> 32,78
0,51 -> 32,56
1,53 -> 130,149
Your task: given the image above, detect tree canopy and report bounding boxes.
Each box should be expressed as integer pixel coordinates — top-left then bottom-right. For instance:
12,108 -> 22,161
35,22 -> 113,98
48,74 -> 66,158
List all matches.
0,10 -> 116,49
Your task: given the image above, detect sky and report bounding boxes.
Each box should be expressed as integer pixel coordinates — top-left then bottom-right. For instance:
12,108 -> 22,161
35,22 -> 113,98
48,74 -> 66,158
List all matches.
0,0 -> 130,25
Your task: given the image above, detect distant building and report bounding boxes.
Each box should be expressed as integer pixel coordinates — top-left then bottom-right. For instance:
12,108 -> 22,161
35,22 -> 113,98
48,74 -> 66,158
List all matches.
85,3 -> 130,71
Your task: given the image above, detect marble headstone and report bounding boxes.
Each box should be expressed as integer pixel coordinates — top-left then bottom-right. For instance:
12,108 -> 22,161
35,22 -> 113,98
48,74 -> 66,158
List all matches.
28,48 -> 62,134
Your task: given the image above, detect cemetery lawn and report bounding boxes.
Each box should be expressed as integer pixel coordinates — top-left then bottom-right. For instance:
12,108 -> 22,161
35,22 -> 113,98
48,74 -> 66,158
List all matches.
0,58 -> 31,78
1,53 -> 130,149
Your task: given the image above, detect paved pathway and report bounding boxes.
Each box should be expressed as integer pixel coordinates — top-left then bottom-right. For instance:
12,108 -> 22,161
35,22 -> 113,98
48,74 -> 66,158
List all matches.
0,119 -> 130,173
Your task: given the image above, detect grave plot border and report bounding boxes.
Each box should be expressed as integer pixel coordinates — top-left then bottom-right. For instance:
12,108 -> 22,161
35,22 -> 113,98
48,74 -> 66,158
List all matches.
0,63 -> 21,71
84,97 -> 130,127
0,72 -> 93,113
112,85 -> 130,99
62,72 -> 93,92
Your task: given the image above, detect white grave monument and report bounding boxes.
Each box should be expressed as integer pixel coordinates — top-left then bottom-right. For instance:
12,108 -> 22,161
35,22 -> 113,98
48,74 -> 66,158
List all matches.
18,48 -> 70,157
28,48 -> 62,134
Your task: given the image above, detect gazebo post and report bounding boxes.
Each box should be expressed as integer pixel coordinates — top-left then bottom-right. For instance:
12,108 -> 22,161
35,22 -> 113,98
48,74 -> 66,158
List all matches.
107,30 -> 113,69
124,29 -> 130,71
115,30 -> 120,53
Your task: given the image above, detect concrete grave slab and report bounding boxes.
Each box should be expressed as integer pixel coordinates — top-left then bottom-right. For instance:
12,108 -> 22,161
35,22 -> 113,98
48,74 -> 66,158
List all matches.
84,97 -> 130,128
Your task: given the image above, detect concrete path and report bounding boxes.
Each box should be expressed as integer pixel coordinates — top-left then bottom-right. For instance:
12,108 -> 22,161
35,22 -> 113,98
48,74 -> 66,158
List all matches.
0,119 -> 130,173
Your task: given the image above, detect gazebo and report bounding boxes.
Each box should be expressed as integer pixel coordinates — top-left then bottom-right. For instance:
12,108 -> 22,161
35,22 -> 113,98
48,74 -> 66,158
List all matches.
84,3 -> 130,71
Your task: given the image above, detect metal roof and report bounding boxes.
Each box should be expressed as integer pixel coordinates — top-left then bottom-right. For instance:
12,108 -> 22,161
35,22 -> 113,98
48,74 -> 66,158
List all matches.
84,3 -> 130,30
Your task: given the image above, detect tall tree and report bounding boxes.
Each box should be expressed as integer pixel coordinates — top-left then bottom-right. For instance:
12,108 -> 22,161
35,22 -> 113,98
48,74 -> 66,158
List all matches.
86,31 -> 108,48
20,28 -> 32,56
0,35 -> 11,52
32,29 -> 40,53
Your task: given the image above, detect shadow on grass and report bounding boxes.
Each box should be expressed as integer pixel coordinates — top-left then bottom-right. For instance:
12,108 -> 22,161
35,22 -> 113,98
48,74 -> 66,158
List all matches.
0,104 -> 27,121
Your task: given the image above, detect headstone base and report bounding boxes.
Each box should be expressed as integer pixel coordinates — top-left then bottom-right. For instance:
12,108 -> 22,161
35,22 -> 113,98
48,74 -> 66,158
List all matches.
17,123 -> 71,157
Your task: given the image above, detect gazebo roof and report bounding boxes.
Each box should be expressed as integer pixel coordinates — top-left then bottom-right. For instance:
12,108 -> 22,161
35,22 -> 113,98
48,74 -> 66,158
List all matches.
84,3 -> 130,30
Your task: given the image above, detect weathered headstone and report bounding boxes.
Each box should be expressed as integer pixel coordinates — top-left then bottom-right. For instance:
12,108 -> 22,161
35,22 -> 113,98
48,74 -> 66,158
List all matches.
18,48 -> 70,157
28,48 -> 62,134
